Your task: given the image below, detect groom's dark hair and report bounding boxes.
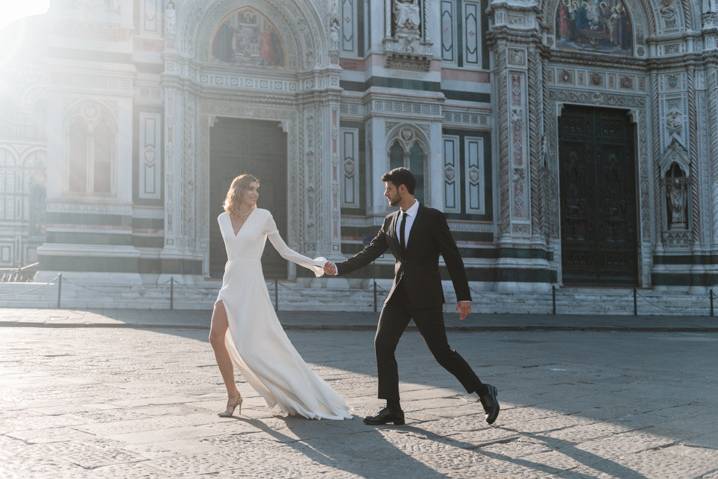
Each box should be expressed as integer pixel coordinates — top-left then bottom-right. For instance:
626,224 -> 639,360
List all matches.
382,167 -> 416,195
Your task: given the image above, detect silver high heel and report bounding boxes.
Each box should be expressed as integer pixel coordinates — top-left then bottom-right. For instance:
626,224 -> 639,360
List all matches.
218,394 -> 243,417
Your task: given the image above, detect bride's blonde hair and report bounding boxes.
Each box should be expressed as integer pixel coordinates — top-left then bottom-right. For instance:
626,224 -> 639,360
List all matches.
223,174 -> 259,216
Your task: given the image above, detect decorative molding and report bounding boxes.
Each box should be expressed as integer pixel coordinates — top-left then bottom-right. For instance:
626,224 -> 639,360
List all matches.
464,136 -> 486,215
442,135 -> 461,213
369,99 -> 442,118
138,112 -> 162,201
340,127 -> 360,208
442,109 -> 492,128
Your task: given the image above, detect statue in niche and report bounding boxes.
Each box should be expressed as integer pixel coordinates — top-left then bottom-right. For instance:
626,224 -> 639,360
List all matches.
165,1 -> 176,35
329,16 -> 340,50
665,163 -> 688,229
394,0 -> 421,36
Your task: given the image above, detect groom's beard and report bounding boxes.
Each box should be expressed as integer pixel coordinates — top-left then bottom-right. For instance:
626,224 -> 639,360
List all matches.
388,194 -> 400,206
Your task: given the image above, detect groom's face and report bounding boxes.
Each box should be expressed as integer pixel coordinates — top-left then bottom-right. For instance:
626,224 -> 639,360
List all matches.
384,181 -> 401,206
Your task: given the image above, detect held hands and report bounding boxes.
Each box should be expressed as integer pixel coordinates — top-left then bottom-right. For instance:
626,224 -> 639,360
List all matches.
323,261 -> 338,276
456,301 -> 472,321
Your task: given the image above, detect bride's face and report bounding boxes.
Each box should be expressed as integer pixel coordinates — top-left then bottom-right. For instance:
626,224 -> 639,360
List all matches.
240,181 -> 260,208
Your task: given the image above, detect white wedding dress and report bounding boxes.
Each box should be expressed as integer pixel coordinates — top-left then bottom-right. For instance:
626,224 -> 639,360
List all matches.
215,208 -> 351,420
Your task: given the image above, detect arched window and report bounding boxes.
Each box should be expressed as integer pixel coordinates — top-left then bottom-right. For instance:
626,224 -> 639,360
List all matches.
69,119 -> 88,193
389,141 -> 404,170
23,151 -> 46,236
386,128 -> 426,203
0,149 -> 20,221
93,120 -> 112,194
409,142 -> 425,202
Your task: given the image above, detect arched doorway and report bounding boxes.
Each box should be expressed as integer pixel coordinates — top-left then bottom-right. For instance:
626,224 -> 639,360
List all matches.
209,118 -> 288,279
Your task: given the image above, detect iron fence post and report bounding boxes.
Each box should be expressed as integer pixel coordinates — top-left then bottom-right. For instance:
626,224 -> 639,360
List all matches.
170,277 -> 174,310
633,287 -> 637,316
56,273 -> 63,309
710,289 -> 714,318
552,285 -> 556,316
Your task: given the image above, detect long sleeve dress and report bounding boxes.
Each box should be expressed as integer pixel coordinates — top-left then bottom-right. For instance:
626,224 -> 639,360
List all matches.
215,208 -> 351,420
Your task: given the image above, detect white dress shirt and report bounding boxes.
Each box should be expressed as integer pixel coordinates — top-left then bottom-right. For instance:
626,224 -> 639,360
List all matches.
398,200 -> 419,248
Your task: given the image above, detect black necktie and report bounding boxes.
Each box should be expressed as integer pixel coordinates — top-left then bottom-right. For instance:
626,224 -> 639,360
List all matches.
399,211 -> 407,251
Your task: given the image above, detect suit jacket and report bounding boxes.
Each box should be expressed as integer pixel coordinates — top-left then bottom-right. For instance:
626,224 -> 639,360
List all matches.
336,204 -> 471,309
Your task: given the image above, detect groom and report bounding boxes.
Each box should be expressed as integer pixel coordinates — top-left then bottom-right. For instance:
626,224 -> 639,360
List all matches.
324,167 -> 499,426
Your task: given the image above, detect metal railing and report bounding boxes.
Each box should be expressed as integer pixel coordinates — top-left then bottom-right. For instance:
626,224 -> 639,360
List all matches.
0,274 -> 715,317
0,262 -> 39,282
549,284 -> 715,317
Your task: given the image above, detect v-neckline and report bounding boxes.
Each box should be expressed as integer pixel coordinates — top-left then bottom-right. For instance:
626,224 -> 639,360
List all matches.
227,209 -> 256,238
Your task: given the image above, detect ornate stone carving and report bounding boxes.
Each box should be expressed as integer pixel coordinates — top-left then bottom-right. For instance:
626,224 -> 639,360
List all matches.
547,89 -> 646,108
704,0 -> 718,26
590,72 -> 603,86
665,110 -> 683,137
659,0 -> 679,30
508,48 -> 526,67
165,1 -> 176,36
394,0 -> 421,36
384,0 -> 431,70
666,166 -> 688,229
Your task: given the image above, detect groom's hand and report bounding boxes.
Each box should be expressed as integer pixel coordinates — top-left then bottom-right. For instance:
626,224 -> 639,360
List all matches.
323,261 -> 338,276
456,301 -> 472,320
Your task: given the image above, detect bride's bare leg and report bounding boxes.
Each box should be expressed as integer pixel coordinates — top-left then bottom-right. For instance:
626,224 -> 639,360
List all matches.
209,301 -> 240,398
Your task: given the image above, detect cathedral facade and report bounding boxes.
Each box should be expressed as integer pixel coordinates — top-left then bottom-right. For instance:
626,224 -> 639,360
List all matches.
1,0 -> 717,292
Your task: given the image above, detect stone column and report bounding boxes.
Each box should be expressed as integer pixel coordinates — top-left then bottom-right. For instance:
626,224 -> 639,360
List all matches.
488,0 -> 550,291
428,121 -> 444,209
161,84 -> 184,257
368,116 -> 388,216
315,92 -> 344,261
159,78 -> 203,281
708,67 -> 718,247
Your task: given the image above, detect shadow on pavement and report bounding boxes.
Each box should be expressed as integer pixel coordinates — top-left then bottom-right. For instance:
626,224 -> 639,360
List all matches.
225,415 -> 446,479
398,424 -> 648,479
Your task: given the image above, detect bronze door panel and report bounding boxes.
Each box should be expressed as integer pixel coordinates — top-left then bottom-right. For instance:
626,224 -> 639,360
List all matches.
559,106 -> 638,285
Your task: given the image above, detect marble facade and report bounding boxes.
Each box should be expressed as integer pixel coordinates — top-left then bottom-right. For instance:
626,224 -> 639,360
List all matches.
0,0 -> 716,292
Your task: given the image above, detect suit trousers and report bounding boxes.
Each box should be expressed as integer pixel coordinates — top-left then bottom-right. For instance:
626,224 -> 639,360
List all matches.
375,281 -> 484,404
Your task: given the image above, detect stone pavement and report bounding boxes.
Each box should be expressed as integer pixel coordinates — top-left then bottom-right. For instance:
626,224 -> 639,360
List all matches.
1,310 -> 718,478
2,308 -> 718,332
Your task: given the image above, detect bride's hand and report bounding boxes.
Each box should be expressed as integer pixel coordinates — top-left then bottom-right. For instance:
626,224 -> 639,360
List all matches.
323,261 -> 338,276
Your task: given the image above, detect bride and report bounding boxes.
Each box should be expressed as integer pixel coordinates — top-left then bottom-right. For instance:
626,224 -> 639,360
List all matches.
209,174 -> 351,420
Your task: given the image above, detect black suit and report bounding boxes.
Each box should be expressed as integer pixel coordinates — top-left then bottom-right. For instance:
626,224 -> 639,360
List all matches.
337,204 -> 484,404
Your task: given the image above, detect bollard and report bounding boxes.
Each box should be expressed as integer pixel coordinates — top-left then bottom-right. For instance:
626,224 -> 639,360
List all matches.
633,287 -> 637,316
275,279 -> 279,311
373,279 -> 378,313
56,273 -> 63,309
552,285 -> 556,316
170,277 -> 174,310
711,289 -> 714,318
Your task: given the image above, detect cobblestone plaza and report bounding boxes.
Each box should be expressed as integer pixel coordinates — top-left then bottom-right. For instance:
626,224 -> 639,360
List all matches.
1,310 -> 717,478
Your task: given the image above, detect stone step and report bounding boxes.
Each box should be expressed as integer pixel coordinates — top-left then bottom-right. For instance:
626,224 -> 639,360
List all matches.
0,280 -> 714,316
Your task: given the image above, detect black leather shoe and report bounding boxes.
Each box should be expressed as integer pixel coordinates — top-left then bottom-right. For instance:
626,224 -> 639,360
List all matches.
479,384 -> 500,425
363,407 -> 405,426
